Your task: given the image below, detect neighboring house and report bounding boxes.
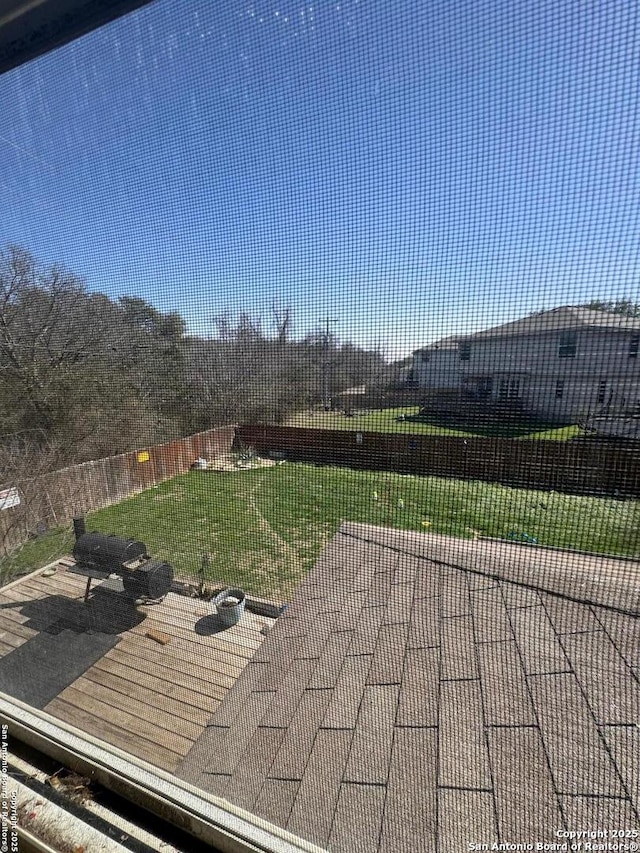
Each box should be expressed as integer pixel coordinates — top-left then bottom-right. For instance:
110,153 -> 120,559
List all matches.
409,336 -> 460,390
412,307 -> 640,422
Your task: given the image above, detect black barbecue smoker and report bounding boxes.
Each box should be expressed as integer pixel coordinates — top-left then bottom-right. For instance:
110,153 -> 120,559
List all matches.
70,517 -> 173,603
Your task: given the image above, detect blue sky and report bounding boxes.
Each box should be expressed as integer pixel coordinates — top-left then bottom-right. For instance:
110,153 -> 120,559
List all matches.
1,0 -> 638,358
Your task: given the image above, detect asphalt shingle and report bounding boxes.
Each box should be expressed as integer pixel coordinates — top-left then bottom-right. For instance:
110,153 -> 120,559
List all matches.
223,726 -> 285,811
438,790 -> 497,851
472,587 -> 514,643
477,639 -> 536,727
488,727 -> 563,842
528,673 -> 625,797
287,729 -> 352,847
367,623 -> 409,685
344,684 -> 398,784
322,654 -> 372,729
268,689 -> 332,781
439,680 -> 492,790
329,784 -> 386,853
441,615 -> 477,680
396,646 -> 439,727
510,605 -> 571,675
253,779 -> 299,826
378,728 -> 437,853
562,630 -> 640,725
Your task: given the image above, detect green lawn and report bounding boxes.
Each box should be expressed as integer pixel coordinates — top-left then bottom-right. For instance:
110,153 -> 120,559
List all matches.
285,407 -> 583,440
2,464 -> 637,599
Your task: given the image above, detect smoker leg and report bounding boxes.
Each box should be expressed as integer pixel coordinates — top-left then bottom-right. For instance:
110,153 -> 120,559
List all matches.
84,576 -> 92,603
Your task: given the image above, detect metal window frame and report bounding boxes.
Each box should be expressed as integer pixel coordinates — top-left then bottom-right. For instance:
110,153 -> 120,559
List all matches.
0,693 -> 324,853
0,0 -> 158,75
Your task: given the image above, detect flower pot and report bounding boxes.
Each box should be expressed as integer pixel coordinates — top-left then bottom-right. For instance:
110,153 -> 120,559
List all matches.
214,587 -> 246,627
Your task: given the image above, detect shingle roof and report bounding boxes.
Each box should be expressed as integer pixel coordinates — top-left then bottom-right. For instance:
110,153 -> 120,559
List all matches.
178,523 -> 640,851
462,306 -> 640,340
413,335 -> 460,353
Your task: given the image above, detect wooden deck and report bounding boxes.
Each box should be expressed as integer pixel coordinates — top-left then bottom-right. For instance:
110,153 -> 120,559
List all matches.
0,563 -> 276,772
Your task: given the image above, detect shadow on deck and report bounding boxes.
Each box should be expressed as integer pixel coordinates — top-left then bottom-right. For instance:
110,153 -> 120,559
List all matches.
0,564 -> 276,771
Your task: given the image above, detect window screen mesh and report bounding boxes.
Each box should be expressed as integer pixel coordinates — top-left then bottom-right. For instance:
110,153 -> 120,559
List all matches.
0,1 -> 638,851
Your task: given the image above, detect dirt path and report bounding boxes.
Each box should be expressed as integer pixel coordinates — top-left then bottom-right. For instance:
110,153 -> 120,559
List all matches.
248,492 -> 305,577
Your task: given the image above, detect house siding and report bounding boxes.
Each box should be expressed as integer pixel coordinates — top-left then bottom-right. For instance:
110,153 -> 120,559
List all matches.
411,349 -> 460,390
459,329 -> 640,421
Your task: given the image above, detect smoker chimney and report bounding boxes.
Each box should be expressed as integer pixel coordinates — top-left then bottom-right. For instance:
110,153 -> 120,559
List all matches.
73,516 -> 86,541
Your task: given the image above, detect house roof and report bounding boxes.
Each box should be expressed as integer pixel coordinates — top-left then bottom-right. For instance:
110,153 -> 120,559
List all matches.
177,523 -> 640,851
462,306 -> 640,341
413,307 -> 640,354
413,335 -> 460,354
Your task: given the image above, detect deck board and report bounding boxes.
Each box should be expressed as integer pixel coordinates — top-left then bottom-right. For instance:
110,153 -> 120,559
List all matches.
82,666 -> 211,726
100,645 -> 233,697
0,563 -> 277,771
50,682 -> 198,751
91,655 -> 223,713
46,697 -> 187,772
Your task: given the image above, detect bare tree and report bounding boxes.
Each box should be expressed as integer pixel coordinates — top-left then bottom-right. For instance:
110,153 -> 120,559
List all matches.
0,246 -> 192,462
272,305 -> 293,345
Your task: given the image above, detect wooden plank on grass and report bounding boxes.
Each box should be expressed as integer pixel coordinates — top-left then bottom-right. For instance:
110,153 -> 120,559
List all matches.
114,632 -> 244,682
145,629 -> 171,645
4,579 -> 270,653
14,577 -> 84,601
0,634 -> 27,654
45,697 -> 183,773
0,604 -> 41,629
0,584 -> 49,604
0,560 -> 71,594
146,592 -> 275,638
25,572 -> 86,594
69,676 -> 204,741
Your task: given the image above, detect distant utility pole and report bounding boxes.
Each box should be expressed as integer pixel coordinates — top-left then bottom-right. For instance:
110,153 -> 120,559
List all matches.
322,316 -> 338,411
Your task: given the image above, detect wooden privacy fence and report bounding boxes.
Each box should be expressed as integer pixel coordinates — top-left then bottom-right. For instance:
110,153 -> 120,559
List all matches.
236,425 -> 640,497
0,426 -> 235,555
2,423 -> 638,557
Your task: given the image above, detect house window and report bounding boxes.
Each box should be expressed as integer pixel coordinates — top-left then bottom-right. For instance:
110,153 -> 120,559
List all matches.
558,331 -> 577,358
597,381 -> 607,404
498,378 -> 521,400
459,342 -> 471,361
629,336 -> 639,358
420,352 -> 430,363
477,378 -> 493,399
555,380 -> 564,399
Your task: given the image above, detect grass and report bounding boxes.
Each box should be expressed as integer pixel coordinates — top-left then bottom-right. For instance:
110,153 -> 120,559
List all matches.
285,407 -> 583,440
2,464 -> 638,599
